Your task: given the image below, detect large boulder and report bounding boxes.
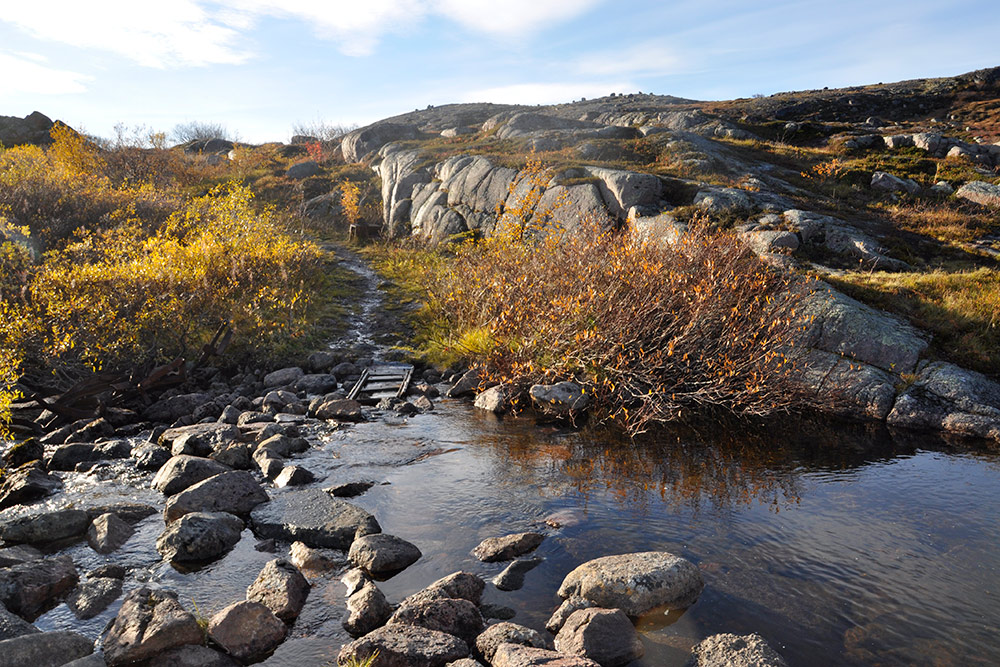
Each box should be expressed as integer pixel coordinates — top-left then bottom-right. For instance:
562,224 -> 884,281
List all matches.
250,488 -> 380,549
529,383 -> 590,418
349,533 -> 422,575
557,551 -> 704,616
0,508 -> 89,544
553,608 -> 643,667
389,597 -> 484,646
163,471 -> 268,522
155,511 -> 244,562
0,112 -> 55,147
582,167 -> 662,219
475,623 -> 552,663
152,455 -> 231,496
0,555 -> 78,619
887,361 -> 1000,442
0,631 -> 94,667
246,558 -> 310,621
103,587 -> 203,666
473,532 -> 544,562
343,123 -> 424,163
208,601 -> 287,663
159,423 -> 240,457
338,624 -> 468,667
955,180 -> 1000,208
263,366 -> 305,388
686,632 -> 788,667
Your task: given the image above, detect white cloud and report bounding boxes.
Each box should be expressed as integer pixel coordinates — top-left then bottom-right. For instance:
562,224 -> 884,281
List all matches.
575,42 -> 686,78
3,1 -> 251,68
460,81 -> 631,106
0,51 -> 93,94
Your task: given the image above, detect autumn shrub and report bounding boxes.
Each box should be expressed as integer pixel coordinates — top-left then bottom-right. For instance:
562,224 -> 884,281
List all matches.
376,212 -> 808,434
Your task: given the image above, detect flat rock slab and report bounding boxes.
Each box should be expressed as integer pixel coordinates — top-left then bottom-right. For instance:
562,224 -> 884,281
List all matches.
338,623 -> 469,667
473,532 -> 544,562
251,488 -> 380,549
0,630 -> 94,667
557,551 -> 704,617
0,508 -> 89,545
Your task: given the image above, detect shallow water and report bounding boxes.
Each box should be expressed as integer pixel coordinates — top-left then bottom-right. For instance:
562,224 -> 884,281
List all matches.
24,399 -> 1000,666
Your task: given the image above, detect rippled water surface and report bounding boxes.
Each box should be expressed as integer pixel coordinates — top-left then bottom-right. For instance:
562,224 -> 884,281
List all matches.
27,400 -> 1000,666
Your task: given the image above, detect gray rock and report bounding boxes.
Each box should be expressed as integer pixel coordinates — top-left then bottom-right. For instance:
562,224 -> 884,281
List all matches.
314,398 -> 366,422
349,533 -> 422,575
155,511 -> 244,562
582,166 -> 662,219
0,631 -> 94,667
131,442 -> 170,470
286,161 -> 320,180
87,564 -> 125,579
151,455 -> 231,496
401,572 -> 485,607
0,465 -> 62,510
87,513 -> 133,554
344,581 -> 393,637
0,111 -> 54,148
253,448 -> 284,480
1,440 -> 44,468
218,405 -> 242,425
930,180 -> 954,195
554,608 -> 643,667
210,442 -> 252,470
144,392 -> 211,422
62,654 -> 106,667
493,557 -> 543,591
256,434 -> 310,457
546,597 -> 593,633
687,632 -> 788,667
163,470 -> 268,522
103,587 -> 203,666
389,597 -> 484,645
492,644 -> 600,667
529,383 -> 590,418
67,577 -> 122,619
473,385 -> 514,415
159,423 -> 240,456
871,170 -> 920,195
264,366 -> 305,388
85,503 -> 156,524
246,558 -> 310,621
145,645 -> 240,667
794,349 -> 899,420
955,180 -> 1000,208
884,134 -> 915,149
250,488 -> 380,548
694,187 -> 752,212
338,623 -> 468,667
48,443 -> 105,471
0,545 -> 42,569
473,532 -> 544,562
447,369 -> 483,398
290,541 -> 347,574
294,373 -> 339,395
888,361 -> 1000,442
557,551 -> 704,616
274,465 -> 316,487
740,230 -> 799,256
475,622 -> 552,662
343,123 -> 424,163
447,660 -> 485,667
0,601 -> 38,639
0,508 -> 89,544
208,601 -> 287,663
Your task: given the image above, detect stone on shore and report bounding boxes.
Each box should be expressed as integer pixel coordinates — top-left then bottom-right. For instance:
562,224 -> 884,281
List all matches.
389,597 -> 484,646
554,608 -> 643,667
103,587 -> 203,666
343,581 -> 393,637
473,385 -> 514,415
151,455 -> 231,496
557,551 -> 704,616
546,597 -> 593,633
250,488 -> 380,549
338,624 -> 469,667
401,572 -> 485,607
208,601 -> 287,664
473,532 -> 544,562
529,382 -> 590,417
687,633 -> 788,667
349,533 -> 422,576
0,600 -> 38,639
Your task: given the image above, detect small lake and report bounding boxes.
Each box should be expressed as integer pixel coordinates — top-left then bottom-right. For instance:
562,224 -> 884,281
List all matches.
27,399 -> 1000,666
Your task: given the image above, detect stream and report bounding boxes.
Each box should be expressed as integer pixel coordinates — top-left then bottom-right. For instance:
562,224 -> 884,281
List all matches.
23,399 -> 1000,666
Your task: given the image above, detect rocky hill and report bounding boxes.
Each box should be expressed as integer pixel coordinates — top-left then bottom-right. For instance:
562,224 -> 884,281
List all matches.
335,66 -> 1000,443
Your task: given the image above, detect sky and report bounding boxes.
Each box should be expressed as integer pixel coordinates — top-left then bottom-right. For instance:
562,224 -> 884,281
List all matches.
1,0 -> 998,143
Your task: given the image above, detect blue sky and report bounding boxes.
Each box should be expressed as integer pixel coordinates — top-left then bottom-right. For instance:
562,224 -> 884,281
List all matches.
1,0 -> 998,143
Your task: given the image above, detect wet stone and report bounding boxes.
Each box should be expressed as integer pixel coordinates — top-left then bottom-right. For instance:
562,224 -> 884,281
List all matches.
0,545 -> 42,568
155,511 -> 244,563
389,597 -> 484,646
163,470 -> 268,522
290,541 -> 348,576
151,455 -> 231,496
1,440 -> 43,468
87,512 -> 134,554
0,508 -> 89,545
473,532 -> 544,562
546,597 -> 592,633
349,533 -> 422,576
402,572 -> 486,607
554,608 -> 643,667
688,632 -> 788,667
208,601 -> 287,663
0,631 -> 95,667
145,644 -> 240,667
493,557 -> 543,592
67,577 -> 123,620
492,644 -> 601,667
343,580 -> 393,637
0,466 -> 62,510
475,622 -> 553,663
88,564 -> 126,579
103,587 -> 203,666
326,480 -> 377,498
246,558 -> 310,621
0,601 -> 39,640
250,488 -> 380,549
338,623 -> 469,667
274,465 -> 316,487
